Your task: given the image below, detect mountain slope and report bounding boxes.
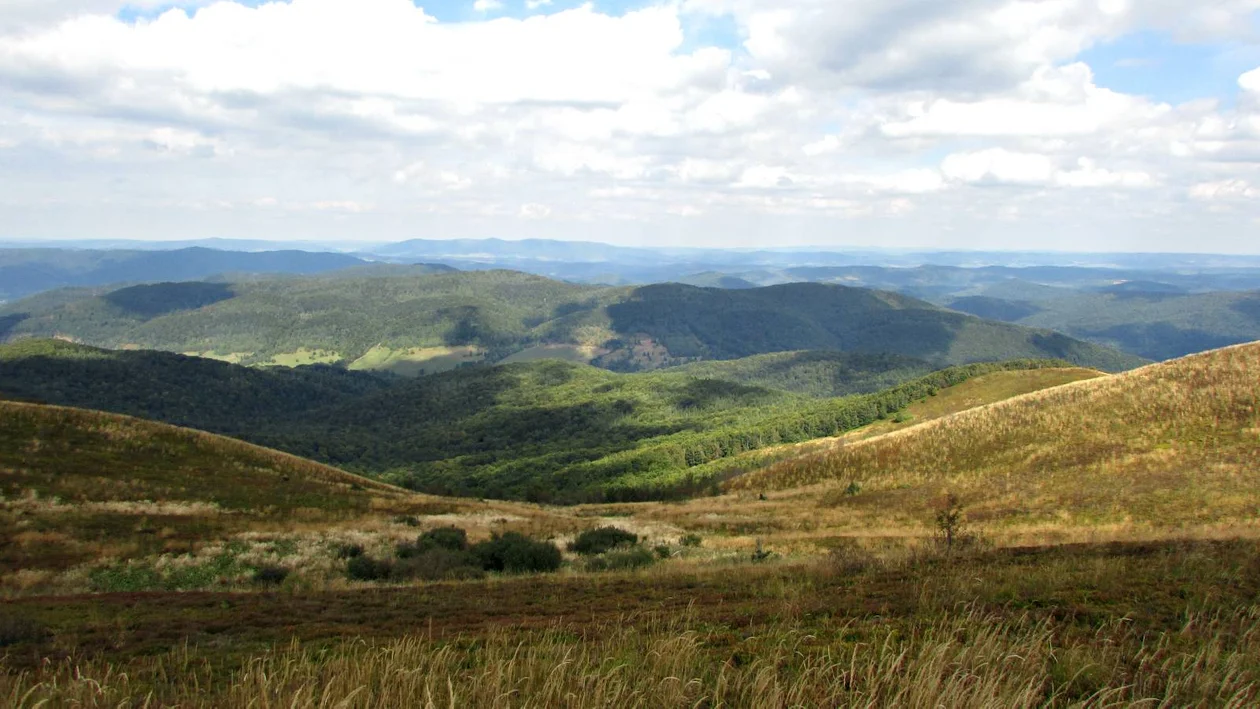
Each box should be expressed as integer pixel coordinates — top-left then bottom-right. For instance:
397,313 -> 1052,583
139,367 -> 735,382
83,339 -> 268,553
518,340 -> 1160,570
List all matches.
0,339 -> 393,437
0,399 -> 411,573
0,270 -> 1146,372
729,342 -> 1260,531
663,351 -> 939,397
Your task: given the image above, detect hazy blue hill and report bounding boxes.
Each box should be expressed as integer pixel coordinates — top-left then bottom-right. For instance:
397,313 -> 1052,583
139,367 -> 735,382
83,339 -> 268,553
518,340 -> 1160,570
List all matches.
0,247 -> 369,301
946,289 -> 1260,360
675,272 -> 759,289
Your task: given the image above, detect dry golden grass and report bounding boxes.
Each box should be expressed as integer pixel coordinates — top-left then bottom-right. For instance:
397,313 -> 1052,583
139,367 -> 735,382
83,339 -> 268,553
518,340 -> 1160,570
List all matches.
734,343 -> 1260,523
0,400 -> 579,594
5,601 -> 1259,708
682,367 -> 1104,483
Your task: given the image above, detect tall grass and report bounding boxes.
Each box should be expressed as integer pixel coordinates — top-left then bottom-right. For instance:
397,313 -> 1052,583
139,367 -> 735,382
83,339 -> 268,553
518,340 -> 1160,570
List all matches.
4,604 -> 1257,708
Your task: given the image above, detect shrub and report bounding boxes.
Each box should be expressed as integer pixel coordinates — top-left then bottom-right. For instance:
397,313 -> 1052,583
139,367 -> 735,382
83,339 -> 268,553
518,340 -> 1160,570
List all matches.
679,533 -> 703,548
751,539 -> 775,563
398,527 -> 468,558
586,547 -> 656,572
934,493 -> 965,552
346,555 -> 393,581
393,515 -> 421,527
844,481 -> 862,497
252,565 -> 290,586
473,532 -> 562,574
570,527 -> 638,556
393,548 -> 484,582
654,545 -> 672,559
335,543 -> 364,559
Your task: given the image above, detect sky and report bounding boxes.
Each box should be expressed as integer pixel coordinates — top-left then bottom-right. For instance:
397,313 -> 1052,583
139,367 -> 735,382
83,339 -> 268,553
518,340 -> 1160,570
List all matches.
2,1 -> 1260,252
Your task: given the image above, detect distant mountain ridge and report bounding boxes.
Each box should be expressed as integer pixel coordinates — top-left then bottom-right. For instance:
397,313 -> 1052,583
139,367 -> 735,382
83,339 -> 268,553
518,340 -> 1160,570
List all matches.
0,246 -> 370,301
0,269 -> 1146,373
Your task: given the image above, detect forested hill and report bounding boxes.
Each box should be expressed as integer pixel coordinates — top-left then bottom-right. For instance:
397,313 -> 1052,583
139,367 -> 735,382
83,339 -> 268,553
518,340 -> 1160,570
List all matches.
0,339 -> 1085,502
0,269 -> 1146,373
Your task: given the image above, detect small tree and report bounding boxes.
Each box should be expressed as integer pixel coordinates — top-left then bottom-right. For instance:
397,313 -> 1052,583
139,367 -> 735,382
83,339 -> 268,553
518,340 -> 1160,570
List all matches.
933,493 -> 965,552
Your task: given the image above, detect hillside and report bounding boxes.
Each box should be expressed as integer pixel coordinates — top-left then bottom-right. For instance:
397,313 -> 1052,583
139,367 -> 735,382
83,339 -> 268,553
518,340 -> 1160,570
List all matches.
0,270 -> 1146,372
0,340 -> 1075,503
947,289 -> 1260,360
721,342 -> 1260,535
0,247 -> 372,301
0,400 -> 405,574
664,351 -> 938,397
0,339 -> 394,437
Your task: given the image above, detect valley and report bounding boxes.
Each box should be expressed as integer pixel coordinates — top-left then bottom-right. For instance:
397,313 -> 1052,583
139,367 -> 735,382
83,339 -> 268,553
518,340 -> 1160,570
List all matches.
1,343 -> 1258,706
1,249 -> 1258,707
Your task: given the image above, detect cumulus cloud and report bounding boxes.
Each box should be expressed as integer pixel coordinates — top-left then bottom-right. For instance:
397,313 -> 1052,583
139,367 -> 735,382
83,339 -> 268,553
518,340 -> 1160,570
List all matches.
0,0 -> 1258,250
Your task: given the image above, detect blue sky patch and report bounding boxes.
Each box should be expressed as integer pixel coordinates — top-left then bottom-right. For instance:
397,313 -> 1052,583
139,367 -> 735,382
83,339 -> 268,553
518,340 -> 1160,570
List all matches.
1081,30 -> 1260,106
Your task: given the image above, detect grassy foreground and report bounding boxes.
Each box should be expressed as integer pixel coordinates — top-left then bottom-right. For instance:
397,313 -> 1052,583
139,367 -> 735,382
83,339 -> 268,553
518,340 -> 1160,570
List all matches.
2,540 -> 1258,707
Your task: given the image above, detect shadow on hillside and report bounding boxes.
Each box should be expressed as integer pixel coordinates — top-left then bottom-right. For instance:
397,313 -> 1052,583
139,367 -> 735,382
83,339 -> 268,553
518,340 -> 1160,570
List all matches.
0,313 -> 29,340
673,378 -> 771,410
948,296 -> 1043,322
104,282 -> 235,318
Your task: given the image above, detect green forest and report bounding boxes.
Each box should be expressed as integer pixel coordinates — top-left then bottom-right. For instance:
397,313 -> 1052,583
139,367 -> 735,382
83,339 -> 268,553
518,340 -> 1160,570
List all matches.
0,339 -> 1074,502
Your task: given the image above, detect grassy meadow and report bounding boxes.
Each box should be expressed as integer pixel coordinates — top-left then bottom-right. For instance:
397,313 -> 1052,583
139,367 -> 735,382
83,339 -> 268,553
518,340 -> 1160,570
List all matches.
1,344 -> 1259,706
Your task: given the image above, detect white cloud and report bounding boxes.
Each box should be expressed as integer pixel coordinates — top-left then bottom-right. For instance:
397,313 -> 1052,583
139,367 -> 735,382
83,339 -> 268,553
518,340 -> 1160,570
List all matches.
942,149 -> 1056,185
0,0 -> 1258,251
1055,158 -> 1154,188
1189,179 -> 1259,200
473,0 -> 504,13
882,64 -> 1166,139
519,202 -> 551,219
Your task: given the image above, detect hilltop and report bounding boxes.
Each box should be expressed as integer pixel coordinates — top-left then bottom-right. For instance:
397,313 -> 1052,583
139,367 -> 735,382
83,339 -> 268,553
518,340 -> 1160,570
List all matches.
0,269 -> 1146,373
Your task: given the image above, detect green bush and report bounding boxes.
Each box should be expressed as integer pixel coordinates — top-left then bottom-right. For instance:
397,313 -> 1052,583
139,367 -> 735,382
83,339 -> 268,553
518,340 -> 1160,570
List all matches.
346,555 -> 393,581
654,545 -> 672,559
472,532 -> 562,574
586,547 -> 656,572
679,533 -> 703,548
398,526 -> 468,558
570,527 -> 638,556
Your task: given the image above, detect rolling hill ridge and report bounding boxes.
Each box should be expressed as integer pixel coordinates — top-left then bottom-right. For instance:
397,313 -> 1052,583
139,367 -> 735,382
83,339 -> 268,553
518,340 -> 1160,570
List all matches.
0,269 -> 1146,373
0,339 -> 1086,503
